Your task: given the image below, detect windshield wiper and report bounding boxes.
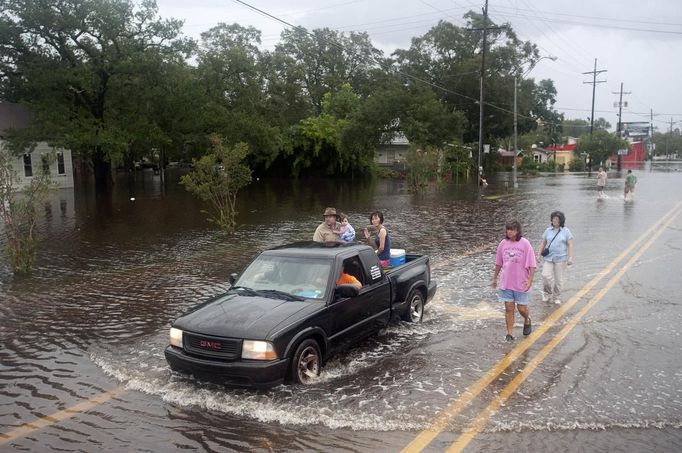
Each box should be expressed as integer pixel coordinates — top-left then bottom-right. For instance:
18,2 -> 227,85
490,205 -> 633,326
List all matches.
257,289 -> 306,301
228,286 -> 259,296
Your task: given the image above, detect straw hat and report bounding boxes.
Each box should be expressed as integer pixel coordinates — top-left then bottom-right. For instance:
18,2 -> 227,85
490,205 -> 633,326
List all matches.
323,207 -> 339,218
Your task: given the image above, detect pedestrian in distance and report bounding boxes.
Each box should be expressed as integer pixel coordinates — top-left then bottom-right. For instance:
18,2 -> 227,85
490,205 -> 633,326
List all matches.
596,167 -> 607,199
537,211 -> 574,305
624,169 -> 638,200
313,207 -> 341,242
492,219 -> 537,341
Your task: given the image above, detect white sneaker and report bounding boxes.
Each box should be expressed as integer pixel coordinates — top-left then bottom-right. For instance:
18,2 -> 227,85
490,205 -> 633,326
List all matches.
554,298 -> 561,305
542,293 -> 549,302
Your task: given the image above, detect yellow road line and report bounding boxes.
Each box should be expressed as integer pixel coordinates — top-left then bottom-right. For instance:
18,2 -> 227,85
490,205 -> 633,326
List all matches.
0,386 -> 126,445
401,202 -> 682,453
446,204 -> 682,452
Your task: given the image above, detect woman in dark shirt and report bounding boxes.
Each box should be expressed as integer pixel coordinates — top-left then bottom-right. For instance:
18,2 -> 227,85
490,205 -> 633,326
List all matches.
364,210 -> 391,267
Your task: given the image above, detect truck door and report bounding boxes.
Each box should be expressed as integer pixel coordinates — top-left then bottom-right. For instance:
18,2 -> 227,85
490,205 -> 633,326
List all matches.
328,255 -> 386,351
358,249 -> 391,329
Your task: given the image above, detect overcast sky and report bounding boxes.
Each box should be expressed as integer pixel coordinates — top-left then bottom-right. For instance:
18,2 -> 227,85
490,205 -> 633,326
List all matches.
156,0 -> 682,134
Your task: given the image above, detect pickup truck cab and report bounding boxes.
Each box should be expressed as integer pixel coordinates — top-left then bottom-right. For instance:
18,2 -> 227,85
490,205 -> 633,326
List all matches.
165,241 -> 436,388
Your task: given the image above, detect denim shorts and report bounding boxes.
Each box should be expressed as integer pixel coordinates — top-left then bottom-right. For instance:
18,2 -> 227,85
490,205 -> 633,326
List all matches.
498,289 -> 529,305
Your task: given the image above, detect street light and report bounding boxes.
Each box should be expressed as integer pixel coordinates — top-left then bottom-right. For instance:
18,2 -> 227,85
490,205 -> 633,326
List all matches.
513,55 -> 557,188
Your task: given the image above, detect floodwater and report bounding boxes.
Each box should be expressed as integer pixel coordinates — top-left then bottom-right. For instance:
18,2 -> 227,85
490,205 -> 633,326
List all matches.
1,166 -> 682,452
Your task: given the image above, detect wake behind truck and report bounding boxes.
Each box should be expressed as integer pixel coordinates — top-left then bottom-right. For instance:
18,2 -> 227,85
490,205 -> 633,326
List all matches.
165,241 -> 437,387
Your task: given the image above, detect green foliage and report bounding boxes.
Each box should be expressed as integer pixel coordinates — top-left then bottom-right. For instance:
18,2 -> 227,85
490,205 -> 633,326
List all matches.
179,135 -> 252,233
275,28 -> 382,113
562,117 -> 611,137
568,158 -> 586,172
577,130 -> 629,166
652,131 -> 682,157
0,3 -> 584,189
405,146 -> 440,192
519,157 -> 558,174
441,143 -> 473,183
0,0 -> 193,188
0,147 -> 52,274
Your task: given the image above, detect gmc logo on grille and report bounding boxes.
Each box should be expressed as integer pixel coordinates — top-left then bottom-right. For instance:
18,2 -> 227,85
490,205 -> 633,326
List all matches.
199,340 -> 222,350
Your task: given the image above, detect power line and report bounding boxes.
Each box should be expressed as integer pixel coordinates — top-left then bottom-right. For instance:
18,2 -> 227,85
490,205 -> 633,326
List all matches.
230,0 -> 560,128
491,5 -> 682,35
493,4 -> 682,27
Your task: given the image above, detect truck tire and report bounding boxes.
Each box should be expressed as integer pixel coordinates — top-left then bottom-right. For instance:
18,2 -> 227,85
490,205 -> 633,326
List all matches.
289,339 -> 321,385
402,289 -> 424,322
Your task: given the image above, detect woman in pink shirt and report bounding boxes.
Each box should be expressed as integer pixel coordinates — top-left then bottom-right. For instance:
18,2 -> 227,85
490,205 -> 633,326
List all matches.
492,220 -> 537,341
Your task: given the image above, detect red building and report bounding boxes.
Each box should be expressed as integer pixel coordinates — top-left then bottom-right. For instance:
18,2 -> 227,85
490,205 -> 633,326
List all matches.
610,141 -> 645,169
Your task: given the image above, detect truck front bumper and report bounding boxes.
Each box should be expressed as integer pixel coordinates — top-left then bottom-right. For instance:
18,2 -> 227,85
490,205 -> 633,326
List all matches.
164,345 -> 289,388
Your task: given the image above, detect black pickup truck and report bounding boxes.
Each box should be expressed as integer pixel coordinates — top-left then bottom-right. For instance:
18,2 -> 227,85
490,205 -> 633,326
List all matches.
165,241 -> 436,387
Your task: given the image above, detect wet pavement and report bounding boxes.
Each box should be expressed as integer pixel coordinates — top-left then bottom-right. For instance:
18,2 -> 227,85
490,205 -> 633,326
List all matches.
1,166 -> 681,452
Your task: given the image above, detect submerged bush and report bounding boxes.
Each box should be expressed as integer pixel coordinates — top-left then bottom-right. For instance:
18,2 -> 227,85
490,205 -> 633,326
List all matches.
0,147 -> 51,274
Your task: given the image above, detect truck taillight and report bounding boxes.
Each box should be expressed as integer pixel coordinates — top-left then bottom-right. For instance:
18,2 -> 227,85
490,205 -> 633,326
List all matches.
427,261 -> 431,279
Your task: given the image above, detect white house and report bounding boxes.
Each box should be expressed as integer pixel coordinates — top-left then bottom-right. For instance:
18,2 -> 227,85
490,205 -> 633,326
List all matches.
0,103 -> 74,189
375,131 -> 409,166
530,145 -> 551,163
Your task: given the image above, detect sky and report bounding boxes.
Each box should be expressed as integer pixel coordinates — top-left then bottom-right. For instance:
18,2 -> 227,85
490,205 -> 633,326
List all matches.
155,0 -> 682,135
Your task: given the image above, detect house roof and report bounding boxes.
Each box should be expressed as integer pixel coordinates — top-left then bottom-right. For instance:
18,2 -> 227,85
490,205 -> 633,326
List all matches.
546,143 -> 577,152
380,131 -> 409,145
0,103 -> 31,137
497,149 -> 523,157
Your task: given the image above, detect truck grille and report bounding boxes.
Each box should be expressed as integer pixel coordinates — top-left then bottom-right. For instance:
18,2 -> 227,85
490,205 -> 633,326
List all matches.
184,333 -> 241,360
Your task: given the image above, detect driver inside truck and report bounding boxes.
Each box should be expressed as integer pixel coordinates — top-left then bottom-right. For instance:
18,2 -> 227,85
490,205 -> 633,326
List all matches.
336,261 -> 362,289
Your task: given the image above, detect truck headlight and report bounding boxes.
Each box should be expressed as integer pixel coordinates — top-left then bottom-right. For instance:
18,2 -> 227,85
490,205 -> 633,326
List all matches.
242,340 -> 277,360
169,327 -> 183,348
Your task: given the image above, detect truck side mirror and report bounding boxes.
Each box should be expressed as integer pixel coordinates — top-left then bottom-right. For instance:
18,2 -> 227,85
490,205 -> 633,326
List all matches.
335,284 -> 359,298
229,273 -> 238,285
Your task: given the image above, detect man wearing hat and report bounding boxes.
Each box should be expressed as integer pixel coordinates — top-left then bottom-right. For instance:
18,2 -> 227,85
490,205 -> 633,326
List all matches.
313,207 -> 341,242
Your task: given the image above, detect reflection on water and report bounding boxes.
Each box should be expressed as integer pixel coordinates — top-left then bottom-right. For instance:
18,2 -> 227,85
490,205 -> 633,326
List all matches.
2,169 -> 682,451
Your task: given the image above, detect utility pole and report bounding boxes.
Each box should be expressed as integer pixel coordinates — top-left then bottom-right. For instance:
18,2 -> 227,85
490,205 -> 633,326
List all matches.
477,0 -> 488,189
667,117 -> 674,158
582,59 -> 607,135
613,82 -> 631,171
650,108 -> 654,159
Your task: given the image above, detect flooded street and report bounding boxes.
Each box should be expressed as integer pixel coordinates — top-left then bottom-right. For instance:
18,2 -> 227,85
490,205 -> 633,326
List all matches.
2,167 -> 682,452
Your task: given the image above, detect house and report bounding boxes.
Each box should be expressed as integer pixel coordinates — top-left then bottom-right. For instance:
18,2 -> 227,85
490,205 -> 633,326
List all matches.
497,148 -> 523,167
609,141 -> 645,169
0,103 -> 74,189
375,131 -> 408,167
530,145 -> 551,163
545,143 -> 577,170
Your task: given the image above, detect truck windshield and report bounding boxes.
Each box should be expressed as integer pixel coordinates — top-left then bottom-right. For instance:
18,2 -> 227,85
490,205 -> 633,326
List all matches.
235,255 -> 332,300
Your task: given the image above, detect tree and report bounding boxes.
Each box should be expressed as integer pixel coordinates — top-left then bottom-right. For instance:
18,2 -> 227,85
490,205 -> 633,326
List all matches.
405,146 -> 440,192
196,23 -> 283,172
577,130 -> 628,166
562,119 -> 590,138
275,28 -> 383,114
0,146 -> 51,273
563,117 -> 611,137
179,134 -> 252,233
284,84 -> 361,177
652,130 -> 682,158
393,15 -> 541,144
0,0 -> 192,191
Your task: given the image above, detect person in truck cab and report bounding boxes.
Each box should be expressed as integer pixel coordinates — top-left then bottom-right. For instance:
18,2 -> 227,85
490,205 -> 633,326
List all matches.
336,264 -> 362,289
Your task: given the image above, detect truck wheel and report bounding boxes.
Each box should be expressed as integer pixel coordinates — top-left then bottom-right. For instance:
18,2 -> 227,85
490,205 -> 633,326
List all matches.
290,339 -> 321,385
403,290 -> 424,322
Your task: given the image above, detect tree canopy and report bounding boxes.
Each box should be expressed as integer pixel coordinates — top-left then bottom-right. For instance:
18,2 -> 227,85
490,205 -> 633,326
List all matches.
0,1 -> 574,189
